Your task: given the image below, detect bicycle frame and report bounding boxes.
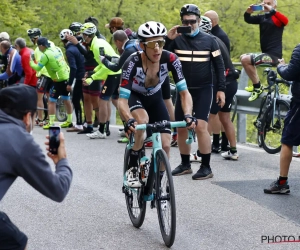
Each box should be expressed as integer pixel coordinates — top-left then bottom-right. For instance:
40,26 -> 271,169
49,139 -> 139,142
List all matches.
124,121 -> 194,200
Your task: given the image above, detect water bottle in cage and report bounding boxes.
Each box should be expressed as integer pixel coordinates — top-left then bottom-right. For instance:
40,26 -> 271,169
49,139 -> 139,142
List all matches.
140,156 -> 150,183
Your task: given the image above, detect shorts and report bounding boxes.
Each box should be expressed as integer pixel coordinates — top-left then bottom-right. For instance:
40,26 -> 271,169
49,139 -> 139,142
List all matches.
210,80 -> 238,114
175,86 -> 213,122
7,73 -> 22,86
49,80 -> 70,100
281,101 -> 300,146
82,80 -> 102,96
129,90 -> 171,134
100,74 -> 121,100
0,211 -> 28,250
249,52 -> 279,67
37,75 -> 53,93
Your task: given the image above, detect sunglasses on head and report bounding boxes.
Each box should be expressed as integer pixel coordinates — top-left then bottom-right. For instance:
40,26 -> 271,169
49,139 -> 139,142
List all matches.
143,40 -> 165,49
181,19 -> 198,25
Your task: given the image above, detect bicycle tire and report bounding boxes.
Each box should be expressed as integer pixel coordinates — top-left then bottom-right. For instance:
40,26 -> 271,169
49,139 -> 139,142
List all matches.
261,100 -> 290,154
123,147 -> 146,228
42,94 -> 48,120
155,149 -> 176,247
55,97 -> 67,122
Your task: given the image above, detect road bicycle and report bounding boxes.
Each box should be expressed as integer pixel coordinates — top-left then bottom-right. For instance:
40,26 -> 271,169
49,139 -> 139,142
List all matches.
253,68 -> 291,154
122,120 -> 194,247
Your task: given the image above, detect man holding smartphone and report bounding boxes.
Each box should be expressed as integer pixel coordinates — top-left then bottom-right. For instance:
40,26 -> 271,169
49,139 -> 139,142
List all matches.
0,84 -> 72,250
165,4 -> 226,180
240,0 -> 288,101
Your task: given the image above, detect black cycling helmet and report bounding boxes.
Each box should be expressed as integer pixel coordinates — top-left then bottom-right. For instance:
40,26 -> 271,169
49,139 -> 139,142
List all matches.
84,16 -> 99,26
27,28 -> 42,38
69,22 -> 83,33
180,4 -> 201,18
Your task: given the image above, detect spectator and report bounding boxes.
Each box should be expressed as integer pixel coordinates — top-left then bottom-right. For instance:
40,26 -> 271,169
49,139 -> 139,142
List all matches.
105,17 -> 137,40
0,32 -> 10,42
14,37 -> 37,88
84,16 -> 106,40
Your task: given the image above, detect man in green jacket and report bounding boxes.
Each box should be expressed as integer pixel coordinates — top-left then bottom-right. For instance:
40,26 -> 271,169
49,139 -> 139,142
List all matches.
30,37 -> 73,129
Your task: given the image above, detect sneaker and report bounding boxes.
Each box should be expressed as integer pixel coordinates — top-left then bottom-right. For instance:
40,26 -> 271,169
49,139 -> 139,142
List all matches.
245,85 -> 254,92
106,130 -> 111,136
192,165 -> 213,180
83,122 -> 87,129
60,121 -> 73,128
144,141 -> 153,148
172,164 -> 192,176
118,129 -> 126,137
87,130 -> 106,139
171,134 -> 178,147
43,119 -> 49,126
221,151 -> 239,160
264,179 -> 290,194
211,144 -> 221,153
221,145 -> 230,152
190,152 -> 202,163
43,123 -> 54,129
126,167 -> 142,188
77,126 -> 94,134
248,86 -> 263,101
118,137 -> 129,143
67,125 -> 83,132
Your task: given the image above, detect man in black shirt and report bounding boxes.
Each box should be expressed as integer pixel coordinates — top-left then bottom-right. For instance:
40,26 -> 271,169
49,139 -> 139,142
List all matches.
240,0 -> 288,101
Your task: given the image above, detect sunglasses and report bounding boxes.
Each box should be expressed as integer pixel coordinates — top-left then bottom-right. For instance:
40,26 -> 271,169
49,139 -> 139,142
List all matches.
143,40 -> 165,49
181,19 -> 198,25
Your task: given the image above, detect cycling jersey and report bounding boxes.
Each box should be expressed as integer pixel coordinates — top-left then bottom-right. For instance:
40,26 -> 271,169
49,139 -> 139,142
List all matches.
120,50 -> 187,98
165,31 -> 226,92
89,36 -> 121,80
34,40 -> 55,78
244,10 -> 288,58
30,47 -> 69,82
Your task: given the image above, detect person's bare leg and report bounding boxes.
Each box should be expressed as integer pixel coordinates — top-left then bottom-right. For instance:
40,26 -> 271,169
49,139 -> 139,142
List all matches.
83,93 -> 93,122
279,144 -> 293,177
240,54 -> 259,85
37,92 -> 44,121
196,120 -> 211,154
219,112 -> 236,148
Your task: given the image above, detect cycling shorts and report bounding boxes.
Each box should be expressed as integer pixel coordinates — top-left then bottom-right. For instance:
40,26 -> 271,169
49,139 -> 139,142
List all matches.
37,75 -> 53,93
210,80 -> 238,114
281,101 -> 300,146
100,74 -> 121,100
249,52 -> 279,67
82,79 -> 102,96
129,90 -> 171,134
175,86 -> 213,122
0,211 -> 28,250
49,80 -> 70,100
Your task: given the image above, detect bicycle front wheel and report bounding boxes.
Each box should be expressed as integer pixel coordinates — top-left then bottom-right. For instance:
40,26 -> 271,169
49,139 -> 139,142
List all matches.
261,100 -> 290,154
155,149 -> 176,247
123,147 -> 146,228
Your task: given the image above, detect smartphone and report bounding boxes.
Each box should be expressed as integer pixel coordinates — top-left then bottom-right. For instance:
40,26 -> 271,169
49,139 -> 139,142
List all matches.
99,47 -> 105,56
177,26 -> 192,34
49,126 -> 60,155
251,5 -> 263,11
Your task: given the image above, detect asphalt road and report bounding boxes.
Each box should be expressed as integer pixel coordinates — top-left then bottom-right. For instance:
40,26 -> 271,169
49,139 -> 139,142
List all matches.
1,125 -> 300,250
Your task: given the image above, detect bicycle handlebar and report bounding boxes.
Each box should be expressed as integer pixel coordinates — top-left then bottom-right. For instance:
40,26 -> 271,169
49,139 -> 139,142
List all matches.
134,121 -> 195,145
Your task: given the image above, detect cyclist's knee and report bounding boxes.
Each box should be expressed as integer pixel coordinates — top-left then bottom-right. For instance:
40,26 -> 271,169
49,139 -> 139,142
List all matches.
240,54 -> 251,65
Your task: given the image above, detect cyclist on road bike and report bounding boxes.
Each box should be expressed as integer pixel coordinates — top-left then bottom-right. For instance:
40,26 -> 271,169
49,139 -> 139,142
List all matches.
118,21 -> 196,188
30,37 -> 73,129
240,0 -> 288,101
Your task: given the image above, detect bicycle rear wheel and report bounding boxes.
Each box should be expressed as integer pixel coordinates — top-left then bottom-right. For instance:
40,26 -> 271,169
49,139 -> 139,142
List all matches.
155,149 -> 176,247
261,100 -> 290,154
123,147 -> 146,228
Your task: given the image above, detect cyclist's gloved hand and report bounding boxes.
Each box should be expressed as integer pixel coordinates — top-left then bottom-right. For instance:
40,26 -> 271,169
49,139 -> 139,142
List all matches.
84,78 -> 93,86
100,55 -> 106,62
184,114 -> 197,129
124,118 -> 137,134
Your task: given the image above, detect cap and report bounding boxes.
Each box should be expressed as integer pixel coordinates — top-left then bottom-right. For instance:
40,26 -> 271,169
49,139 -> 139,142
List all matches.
37,37 -> 50,47
0,84 -> 40,111
105,17 -> 124,29
0,32 -> 10,41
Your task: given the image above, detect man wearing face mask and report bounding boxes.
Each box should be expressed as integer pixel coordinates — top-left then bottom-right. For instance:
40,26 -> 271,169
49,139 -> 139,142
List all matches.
0,84 -> 72,250
165,4 -> 226,180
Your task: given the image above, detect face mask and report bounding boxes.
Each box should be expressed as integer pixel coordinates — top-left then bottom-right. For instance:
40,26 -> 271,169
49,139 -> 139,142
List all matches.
185,27 -> 200,37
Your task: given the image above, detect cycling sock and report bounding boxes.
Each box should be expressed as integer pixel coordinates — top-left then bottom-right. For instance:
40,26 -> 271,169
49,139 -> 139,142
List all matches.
181,154 -> 190,165
278,176 -> 288,185
254,82 -> 261,89
67,114 -> 72,123
49,115 -> 55,125
201,153 -> 211,167
229,147 -> 237,154
99,123 -> 105,133
106,121 -> 110,131
213,133 -> 220,146
196,150 -> 201,157
221,132 -> 229,149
